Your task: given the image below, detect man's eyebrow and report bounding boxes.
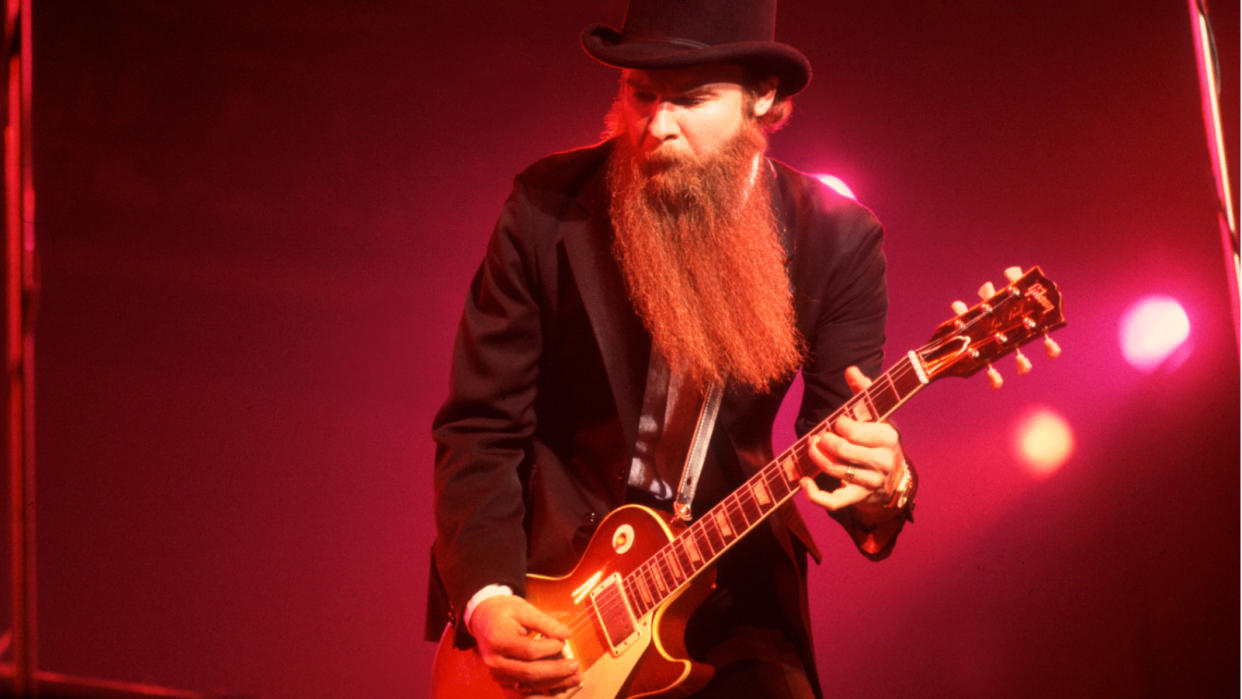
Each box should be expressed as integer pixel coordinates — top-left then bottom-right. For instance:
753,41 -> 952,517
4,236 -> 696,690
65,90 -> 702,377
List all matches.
678,83 -> 717,94
624,77 -> 719,95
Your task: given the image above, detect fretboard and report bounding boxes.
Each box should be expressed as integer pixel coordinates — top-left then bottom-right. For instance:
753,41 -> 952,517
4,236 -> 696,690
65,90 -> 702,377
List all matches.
621,351 -> 929,617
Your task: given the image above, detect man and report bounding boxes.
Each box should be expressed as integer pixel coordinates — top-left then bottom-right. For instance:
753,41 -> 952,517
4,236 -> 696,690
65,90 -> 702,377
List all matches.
429,1 -> 917,696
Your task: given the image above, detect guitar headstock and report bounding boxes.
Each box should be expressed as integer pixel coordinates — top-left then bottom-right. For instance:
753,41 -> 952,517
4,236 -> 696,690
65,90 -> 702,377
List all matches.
918,266 -> 1066,387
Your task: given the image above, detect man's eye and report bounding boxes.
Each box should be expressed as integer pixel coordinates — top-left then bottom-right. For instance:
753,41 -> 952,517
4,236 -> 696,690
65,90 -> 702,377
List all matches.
673,96 -> 705,107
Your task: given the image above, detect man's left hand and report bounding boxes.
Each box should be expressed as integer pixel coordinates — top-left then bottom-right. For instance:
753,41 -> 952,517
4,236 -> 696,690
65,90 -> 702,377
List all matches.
800,365 -> 906,521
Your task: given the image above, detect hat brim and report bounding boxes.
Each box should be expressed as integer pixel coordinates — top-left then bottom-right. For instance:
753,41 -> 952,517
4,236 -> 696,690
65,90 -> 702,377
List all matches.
581,24 -> 811,96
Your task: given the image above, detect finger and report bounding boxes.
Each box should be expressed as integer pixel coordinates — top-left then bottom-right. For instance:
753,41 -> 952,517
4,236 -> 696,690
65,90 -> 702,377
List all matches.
529,669 -> 586,694
808,433 -> 854,476
800,476 -> 868,511
488,655 -> 581,687
845,365 -> 873,394
513,600 -> 572,640
511,668 -> 585,697
491,631 -> 566,662
832,416 -> 899,451
810,434 -> 889,488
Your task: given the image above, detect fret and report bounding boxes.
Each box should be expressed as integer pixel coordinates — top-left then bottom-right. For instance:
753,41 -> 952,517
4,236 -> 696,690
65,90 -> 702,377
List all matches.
788,448 -> 814,482
650,562 -> 668,597
851,390 -> 877,422
870,373 -> 902,416
713,509 -> 735,541
655,552 -> 676,590
764,466 -> 792,500
889,361 -> 925,411
703,516 -> 725,552
634,569 -> 653,609
778,454 -> 799,483
665,548 -> 685,588
698,523 -> 718,558
863,379 -> 882,419
672,540 -> 694,577
723,495 -> 749,530
739,489 -> 761,522
643,566 -> 661,602
751,479 -> 771,507
623,578 -> 646,618
684,530 -> 703,564
663,548 -> 684,584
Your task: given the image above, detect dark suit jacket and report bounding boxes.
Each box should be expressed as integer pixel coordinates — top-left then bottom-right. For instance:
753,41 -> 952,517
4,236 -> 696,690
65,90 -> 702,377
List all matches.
428,140 -> 895,685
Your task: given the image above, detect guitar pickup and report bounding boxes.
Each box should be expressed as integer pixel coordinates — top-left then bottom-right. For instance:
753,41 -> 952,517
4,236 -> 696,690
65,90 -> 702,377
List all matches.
589,572 -> 639,656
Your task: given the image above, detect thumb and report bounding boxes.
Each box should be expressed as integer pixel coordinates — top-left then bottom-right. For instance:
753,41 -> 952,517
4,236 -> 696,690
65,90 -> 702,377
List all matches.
844,365 -> 873,394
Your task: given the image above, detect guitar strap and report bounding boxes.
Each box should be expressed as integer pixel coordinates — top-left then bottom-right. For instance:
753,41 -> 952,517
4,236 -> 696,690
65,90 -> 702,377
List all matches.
672,380 -> 724,522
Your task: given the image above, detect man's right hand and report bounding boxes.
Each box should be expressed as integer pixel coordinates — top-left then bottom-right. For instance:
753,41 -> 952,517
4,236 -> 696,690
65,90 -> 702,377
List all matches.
468,594 -> 582,696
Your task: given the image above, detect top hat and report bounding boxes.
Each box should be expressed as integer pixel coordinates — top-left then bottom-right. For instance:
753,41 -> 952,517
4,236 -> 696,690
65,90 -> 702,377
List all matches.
581,0 -> 811,96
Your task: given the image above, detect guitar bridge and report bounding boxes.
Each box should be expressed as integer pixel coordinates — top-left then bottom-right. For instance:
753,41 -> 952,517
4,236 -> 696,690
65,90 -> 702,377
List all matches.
589,572 -> 639,656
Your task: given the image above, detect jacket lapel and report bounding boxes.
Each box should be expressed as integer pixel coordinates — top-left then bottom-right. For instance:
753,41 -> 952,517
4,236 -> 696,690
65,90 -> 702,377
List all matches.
559,157 -> 648,459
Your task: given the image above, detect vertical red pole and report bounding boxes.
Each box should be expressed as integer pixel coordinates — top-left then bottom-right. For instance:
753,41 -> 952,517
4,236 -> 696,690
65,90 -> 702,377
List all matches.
1187,0 -> 1240,351
4,0 -> 35,694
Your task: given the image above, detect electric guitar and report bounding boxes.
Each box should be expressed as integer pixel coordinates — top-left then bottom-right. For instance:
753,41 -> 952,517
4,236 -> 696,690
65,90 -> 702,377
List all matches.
432,266 -> 1067,698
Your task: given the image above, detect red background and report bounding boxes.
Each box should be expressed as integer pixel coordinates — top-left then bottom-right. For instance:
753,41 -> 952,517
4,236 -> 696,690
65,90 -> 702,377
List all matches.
20,1 -> 1240,696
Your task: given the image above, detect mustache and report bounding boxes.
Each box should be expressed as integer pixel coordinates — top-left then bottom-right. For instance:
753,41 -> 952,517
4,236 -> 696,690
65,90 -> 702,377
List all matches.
637,146 -> 692,175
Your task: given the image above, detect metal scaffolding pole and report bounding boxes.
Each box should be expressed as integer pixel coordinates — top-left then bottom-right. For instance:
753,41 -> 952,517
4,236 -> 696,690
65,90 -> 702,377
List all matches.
1187,0 -> 1240,351
4,0 -> 36,694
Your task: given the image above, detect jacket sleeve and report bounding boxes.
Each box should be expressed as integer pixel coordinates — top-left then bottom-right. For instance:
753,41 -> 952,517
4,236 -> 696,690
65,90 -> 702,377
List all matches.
791,193 -> 912,561
432,174 -> 541,639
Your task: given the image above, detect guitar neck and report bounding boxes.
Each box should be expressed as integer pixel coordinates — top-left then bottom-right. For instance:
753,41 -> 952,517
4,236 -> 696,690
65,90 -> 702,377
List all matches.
620,351 -> 930,617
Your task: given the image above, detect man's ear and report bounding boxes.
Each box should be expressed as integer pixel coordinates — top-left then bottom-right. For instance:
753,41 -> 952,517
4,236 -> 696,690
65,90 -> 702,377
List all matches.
751,77 -> 779,117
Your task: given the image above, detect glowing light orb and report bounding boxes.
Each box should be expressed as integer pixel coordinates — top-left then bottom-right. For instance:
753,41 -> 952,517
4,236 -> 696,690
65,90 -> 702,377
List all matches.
813,174 -> 857,201
1015,407 -> 1074,478
1119,295 -> 1191,372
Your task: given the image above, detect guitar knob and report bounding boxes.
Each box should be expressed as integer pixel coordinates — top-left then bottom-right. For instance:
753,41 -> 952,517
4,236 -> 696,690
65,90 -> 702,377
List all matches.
1044,334 -> 1061,359
986,363 -> 1003,390
978,282 -> 996,300
952,300 -> 969,315
1015,349 -> 1032,375
1004,266 -> 1024,283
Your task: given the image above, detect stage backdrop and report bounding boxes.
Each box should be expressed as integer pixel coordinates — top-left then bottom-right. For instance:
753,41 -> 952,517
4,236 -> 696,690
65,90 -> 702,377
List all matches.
18,1 -> 1239,697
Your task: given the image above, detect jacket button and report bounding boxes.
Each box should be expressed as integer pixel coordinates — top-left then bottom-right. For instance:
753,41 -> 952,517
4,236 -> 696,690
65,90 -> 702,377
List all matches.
586,512 -> 601,525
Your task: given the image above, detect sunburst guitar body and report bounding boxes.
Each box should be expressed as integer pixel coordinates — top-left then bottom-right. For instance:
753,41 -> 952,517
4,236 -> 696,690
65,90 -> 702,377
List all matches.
432,504 -> 715,698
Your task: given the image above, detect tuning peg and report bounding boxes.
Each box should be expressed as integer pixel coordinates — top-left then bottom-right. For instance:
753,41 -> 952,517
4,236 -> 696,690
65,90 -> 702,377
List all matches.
1044,334 -> 1061,359
1004,266 -> 1024,283
951,300 -> 969,315
986,363 -> 1003,390
1015,349 -> 1032,375
978,282 -> 996,300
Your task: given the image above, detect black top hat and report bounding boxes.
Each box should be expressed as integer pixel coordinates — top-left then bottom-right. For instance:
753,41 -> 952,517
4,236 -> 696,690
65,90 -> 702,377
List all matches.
581,0 -> 811,96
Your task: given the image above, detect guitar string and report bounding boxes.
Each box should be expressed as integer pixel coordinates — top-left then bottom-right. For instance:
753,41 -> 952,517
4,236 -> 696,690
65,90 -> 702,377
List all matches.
553,288 -> 1057,634
553,359 -> 925,640
559,386 -> 922,643
513,286 -> 1054,643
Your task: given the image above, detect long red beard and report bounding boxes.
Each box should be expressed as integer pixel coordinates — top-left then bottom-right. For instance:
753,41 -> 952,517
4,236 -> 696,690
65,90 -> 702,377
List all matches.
606,115 -> 804,392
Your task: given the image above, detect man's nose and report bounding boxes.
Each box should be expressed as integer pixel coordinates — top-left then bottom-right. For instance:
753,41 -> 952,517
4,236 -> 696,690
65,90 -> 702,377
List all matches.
645,102 -> 678,143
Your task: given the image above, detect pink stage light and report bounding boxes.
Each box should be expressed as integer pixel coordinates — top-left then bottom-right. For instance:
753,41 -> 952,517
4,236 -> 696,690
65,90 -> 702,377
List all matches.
1119,295 -> 1191,372
813,174 -> 857,201
1014,407 -> 1075,478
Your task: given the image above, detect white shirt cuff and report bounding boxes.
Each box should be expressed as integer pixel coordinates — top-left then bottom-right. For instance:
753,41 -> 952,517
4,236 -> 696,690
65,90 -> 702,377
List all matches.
463,584 -> 514,633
